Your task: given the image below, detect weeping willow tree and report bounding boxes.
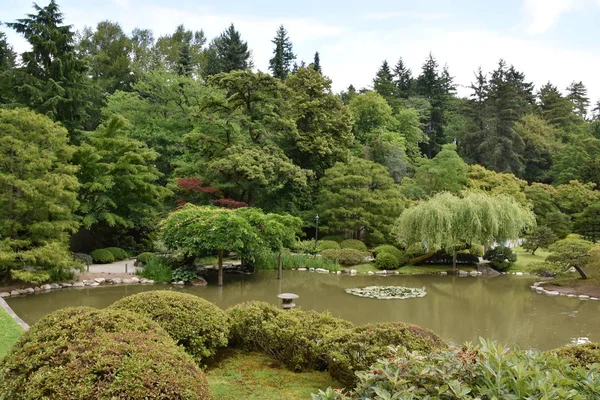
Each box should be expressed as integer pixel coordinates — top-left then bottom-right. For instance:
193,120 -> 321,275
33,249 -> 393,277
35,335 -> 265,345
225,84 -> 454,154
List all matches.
394,191 -> 535,271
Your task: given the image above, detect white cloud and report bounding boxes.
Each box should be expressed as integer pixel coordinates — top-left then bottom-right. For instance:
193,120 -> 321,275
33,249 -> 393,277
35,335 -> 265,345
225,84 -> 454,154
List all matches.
364,11 -> 450,22
522,0 -> 575,34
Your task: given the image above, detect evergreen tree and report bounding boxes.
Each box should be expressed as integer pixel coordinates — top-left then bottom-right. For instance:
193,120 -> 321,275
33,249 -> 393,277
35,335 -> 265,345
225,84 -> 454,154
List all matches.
538,82 -> 575,126
458,67 -> 488,163
593,100 -> 600,121
0,30 -> 16,72
177,42 -> 193,77
6,1 -> 93,136
312,51 -> 321,73
154,24 -> 205,74
340,84 -> 357,104
373,60 -> 395,100
204,24 -> 251,76
566,81 -> 590,119
393,57 -> 412,99
268,25 -> 295,80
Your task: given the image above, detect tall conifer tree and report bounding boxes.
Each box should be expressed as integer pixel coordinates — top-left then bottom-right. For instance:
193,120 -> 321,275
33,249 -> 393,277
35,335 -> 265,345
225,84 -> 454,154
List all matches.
566,81 -> 590,119
373,60 -> 395,100
393,57 -> 412,99
269,25 -> 295,80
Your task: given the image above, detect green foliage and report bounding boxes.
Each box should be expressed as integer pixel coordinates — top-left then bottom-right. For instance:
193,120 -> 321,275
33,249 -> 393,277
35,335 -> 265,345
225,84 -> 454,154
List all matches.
293,239 -> 319,255
547,237 -> 595,278
467,164 -> 529,206
321,322 -> 448,387
468,243 -> 485,257
204,24 -> 251,76
90,249 -> 115,264
552,343 -> 600,368
138,256 -> 172,283
321,235 -> 344,243
171,265 -> 198,283
227,301 -> 353,372
110,291 -> 229,364
523,226 -> 558,255
314,339 -> 600,399
523,261 -> 567,277
73,252 -> 93,265
574,201 -> 600,242
104,246 -> 128,261
374,252 -> 399,270
0,109 -> 79,281
254,251 -> 340,271
0,307 -> 210,399
135,251 -> 155,265
405,242 -> 426,258
340,239 -> 368,252
317,240 -> 341,251
10,269 -> 51,285
414,144 -> 469,195
483,246 -> 517,271
320,249 -> 366,266
373,245 -> 405,261
269,25 -> 295,80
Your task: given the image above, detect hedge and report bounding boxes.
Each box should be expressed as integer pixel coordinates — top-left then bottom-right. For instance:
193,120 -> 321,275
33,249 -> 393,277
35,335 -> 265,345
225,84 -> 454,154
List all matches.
90,248 -> 115,264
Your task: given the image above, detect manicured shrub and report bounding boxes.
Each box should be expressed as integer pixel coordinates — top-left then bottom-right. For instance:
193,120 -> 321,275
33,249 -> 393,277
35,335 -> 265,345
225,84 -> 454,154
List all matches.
0,307 -> 210,400
227,301 -> 353,372
135,251 -> 155,266
552,342 -> 600,367
484,246 -> 517,271
321,235 -> 344,243
104,246 -> 128,261
109,291 -> 229,364
90,248 -> 115,264
374,252 -> 399,270
73,252 -> 93,265
322,322 -> 447,387
372,244 -> 403,260
313,339 -> 600,399
340,239 -> 368,252
317,240 -> 341,252
320,248 -> 365,266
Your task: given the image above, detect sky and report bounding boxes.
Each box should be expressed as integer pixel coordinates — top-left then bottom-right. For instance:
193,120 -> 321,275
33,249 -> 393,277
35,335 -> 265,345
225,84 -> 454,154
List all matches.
2,0 -> 600,102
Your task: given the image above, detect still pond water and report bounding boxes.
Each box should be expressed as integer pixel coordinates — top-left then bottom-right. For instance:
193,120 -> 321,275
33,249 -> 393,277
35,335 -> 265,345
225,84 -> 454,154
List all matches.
7,271 -> 600,350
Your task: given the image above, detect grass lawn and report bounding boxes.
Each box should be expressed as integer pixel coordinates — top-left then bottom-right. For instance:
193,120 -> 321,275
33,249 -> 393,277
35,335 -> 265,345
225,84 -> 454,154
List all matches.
350,263 -> 475,274
0,306 -> 24,359
206,349 -> 338,399
511,246 -> 549,271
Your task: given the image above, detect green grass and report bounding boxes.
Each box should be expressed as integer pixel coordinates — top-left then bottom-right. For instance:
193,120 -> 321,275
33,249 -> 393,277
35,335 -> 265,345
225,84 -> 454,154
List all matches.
511,246 -> 550,271
206,349 -> 339,399
349,263 -> 475,274
0,306 -> 24,359
255,252 -> 340,271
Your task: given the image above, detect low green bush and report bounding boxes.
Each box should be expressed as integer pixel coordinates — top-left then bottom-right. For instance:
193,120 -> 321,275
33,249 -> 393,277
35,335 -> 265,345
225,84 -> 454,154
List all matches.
468,243 -> 485,257
293,239 -> 319,255
135,251 -> 155,266
372,245 -> 403,260
320,248 -> 365,266
90,248 -> 115,264
0,307 -> 210,400
484,246 -> 517,271
524,261 -> 567,277
405,242 -> 426,257
73,252 -> 93,265
104,246 -> 128,261
321,235 -> 344,243
552,343 -> 600,367
374,252 -> 399,270
317,240 -> 341,252
9,270 -> 51,285
322,321 -> 447,387
314,339 -> 600,399
227,301 -> 353,372
340,239 -> 368,252
110,291 -> 229,364
137,256 -> 172,283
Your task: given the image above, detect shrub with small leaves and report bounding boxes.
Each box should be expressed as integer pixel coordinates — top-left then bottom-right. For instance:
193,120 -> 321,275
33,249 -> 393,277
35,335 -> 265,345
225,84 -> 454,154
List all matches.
321,235 -> 344,243
109,291 -> 229,364
484,246 -> 517,271
104,247 -> 128,261
372,245 -> 403,260
90,248 -> 115,264
374,252 -> 399,270
73,252 -> 93,265
0,307 -> 210,400
293,239 -> 319,255
320,249 -> 366,266
135,251 -> 155,266
317,240 -> 341,252
340,239 -> 368,252
552,343 -> 600,368
10,270 -> 51,285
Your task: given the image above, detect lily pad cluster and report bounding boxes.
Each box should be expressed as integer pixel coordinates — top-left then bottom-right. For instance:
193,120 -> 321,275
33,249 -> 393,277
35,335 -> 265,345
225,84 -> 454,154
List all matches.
345,285 -> 427,300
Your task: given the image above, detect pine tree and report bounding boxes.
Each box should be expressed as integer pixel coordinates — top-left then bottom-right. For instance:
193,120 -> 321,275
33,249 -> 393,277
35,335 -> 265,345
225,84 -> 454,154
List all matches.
177,42 -> 193,77
269,25 -> 295,80
373,60 -> 395,100
6,1 -> 92,135
0,30 -> 16,72
203,24 -> 251,76
312,51 -> 321,73
566,81 -> 590,119
340,84 -> 357,104
459,67 -> 488,163
393,57 -> 412,99
593,100 -> 600,121
538,82 -> 574,126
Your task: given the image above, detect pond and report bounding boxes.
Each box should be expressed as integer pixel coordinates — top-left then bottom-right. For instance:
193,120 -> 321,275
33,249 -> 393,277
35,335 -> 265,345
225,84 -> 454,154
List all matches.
7,271 -> 600,350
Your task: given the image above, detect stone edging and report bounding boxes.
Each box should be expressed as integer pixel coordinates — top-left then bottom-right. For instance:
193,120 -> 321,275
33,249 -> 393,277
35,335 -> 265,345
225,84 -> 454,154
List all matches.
530,281 -> 600,300
292,267 -> 487,276
0,277 -> 156,300
0,297 -> 30,330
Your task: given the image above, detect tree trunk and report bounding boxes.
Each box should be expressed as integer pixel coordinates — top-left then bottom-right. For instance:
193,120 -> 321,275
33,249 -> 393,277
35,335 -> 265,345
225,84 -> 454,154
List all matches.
277,250 -> 283,280
218,249 -> 224,286
452,252 -> 457,273
573,264 -> 588,279
531,246 -> 538,256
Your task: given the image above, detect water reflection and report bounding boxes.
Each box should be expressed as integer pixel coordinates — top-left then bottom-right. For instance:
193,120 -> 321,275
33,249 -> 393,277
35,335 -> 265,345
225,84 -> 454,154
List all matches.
7,272 -> 600,350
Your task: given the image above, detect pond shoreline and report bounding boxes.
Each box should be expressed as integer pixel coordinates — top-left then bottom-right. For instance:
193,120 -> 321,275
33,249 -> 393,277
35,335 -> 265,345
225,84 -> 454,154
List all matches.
537,282 -> 600,298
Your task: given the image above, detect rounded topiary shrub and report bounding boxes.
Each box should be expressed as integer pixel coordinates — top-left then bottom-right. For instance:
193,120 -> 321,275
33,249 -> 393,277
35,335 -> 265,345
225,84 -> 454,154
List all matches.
340,239 -> 368,252
90,248 -> 115,264
104,246 -> 128,261
320,248 -> 365,266
552,343 -> 600,367
321,235 -> 344,243
375,252 -> 399,270
109,291 -> 229,364
317,240 -> 341,252
373,245 -> 403,260
135,251 -> 155,266
323,321 -> 447,387
0,307 -> 210,400
227,301 -> 353,372
484,246 -> 517,271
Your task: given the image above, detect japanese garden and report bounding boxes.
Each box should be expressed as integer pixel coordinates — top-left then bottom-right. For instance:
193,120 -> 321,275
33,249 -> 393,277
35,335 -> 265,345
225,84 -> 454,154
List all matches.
1,1 -> 600,398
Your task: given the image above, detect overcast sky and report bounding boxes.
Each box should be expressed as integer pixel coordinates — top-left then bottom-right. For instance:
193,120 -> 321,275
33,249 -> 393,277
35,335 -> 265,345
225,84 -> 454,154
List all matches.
2,0 -> 599,102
